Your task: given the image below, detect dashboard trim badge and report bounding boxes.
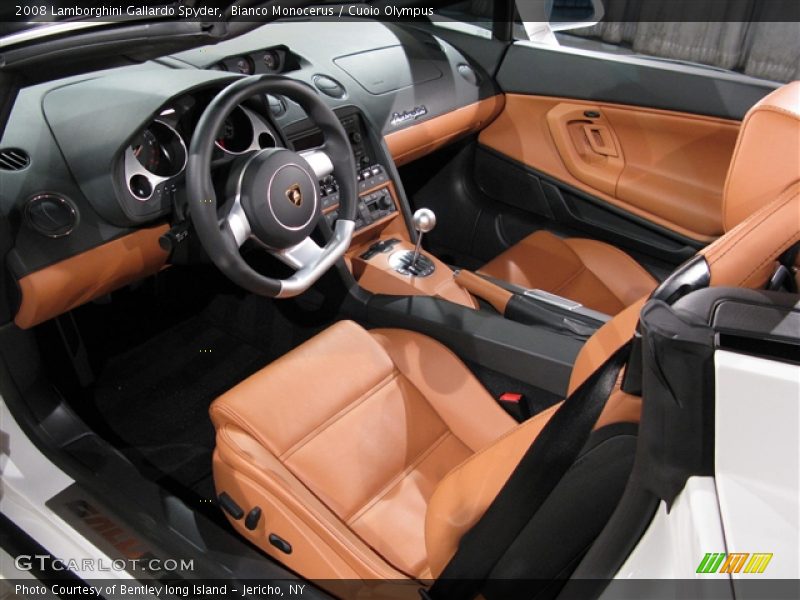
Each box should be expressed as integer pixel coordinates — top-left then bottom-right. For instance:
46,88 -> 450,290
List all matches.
390,105 -> 428,128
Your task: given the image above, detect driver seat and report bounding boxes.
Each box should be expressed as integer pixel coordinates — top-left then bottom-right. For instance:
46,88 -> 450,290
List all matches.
210,312 -> 643,580
210,84 -> 800,581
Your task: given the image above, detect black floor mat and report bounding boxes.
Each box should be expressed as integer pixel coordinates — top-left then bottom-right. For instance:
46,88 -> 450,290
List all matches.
81,292 -> 330,503
93,318 -> 270,493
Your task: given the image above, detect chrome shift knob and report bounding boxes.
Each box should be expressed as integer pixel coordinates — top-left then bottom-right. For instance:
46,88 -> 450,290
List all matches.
412,208 -> 436,234
410,208 -> 436,272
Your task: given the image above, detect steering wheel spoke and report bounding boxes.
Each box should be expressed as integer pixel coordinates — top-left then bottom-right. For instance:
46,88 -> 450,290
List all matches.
299,148 -> 334,180
270,219 -> 355,298
223,195 -> 252,248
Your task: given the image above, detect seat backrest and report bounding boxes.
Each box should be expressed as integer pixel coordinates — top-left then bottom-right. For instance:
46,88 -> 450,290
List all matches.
722,81 -> 800,232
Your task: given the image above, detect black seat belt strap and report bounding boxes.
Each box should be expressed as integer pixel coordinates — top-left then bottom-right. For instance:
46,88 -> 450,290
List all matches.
423,342 -> 632,600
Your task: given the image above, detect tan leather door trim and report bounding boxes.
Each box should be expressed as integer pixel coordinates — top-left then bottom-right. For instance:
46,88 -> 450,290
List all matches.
479,94 -> 740,241
546,103 -> 625,197
14,224 -> 169,329
386,95 -> 504,166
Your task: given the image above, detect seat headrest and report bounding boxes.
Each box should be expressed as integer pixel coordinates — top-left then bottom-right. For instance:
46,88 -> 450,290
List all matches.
723,81 -> 800,232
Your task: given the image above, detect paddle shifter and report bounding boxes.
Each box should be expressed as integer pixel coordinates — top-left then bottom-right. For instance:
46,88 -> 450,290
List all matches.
388,208 -> 437,277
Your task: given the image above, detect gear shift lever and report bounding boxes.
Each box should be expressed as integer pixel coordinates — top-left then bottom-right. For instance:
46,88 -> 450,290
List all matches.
387,208 -> 437,277
411,208 -> 436,268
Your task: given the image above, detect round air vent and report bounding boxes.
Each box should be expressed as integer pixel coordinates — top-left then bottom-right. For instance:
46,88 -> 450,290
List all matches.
457,64 -> 479,86
24,193 -> 78,238
267,94 -> 287,117
312,75 -> 346,99
0,148 -> 30,171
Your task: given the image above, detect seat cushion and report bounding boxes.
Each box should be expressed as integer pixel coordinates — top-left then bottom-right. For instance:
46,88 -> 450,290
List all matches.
479,230 -> 657,315
210,320 -> 516,580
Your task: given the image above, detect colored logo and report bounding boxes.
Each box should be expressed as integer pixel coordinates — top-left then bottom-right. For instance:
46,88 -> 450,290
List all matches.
286,184 -> 303,207
697,552 -> 773,574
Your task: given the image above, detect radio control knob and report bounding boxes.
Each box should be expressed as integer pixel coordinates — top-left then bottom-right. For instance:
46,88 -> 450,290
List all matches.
378,193 -> 393,210
350,132 -> 362,144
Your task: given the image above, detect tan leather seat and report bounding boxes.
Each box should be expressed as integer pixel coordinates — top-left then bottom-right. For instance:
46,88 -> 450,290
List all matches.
210,81 -> 800,584
479,231 -> 657,315
210,314 -> 642,581
478,81 -> 800,316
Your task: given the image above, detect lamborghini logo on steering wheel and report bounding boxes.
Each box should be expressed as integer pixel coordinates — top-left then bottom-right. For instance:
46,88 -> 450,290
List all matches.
286,183 -> 303,207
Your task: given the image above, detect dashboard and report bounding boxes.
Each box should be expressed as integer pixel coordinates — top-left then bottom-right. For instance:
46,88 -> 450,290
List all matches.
1,18 -> 500,327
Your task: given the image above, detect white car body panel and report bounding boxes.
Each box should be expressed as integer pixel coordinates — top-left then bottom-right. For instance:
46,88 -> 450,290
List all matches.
613,477 -> 730,582
615,348 -> 799,591
714,350 -> 800,581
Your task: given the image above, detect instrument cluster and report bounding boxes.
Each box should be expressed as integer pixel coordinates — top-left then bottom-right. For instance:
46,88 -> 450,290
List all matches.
122,95 -> 280,206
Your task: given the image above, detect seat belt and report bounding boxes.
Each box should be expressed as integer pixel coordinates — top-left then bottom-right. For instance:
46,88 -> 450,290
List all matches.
423,342 -> 632,600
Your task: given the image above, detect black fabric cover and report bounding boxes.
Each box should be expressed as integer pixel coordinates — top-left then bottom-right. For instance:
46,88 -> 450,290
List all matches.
636,300 -> 716,508
482,423 -> 639,600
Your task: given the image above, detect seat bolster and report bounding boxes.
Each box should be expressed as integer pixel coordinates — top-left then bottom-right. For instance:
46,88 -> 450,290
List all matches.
369,328 -> 517,452
703,182 -> 800,289
424,404 -> 560,578
214,425 -> 405,580
565,238 -> 657,308
423,381 -> 642,578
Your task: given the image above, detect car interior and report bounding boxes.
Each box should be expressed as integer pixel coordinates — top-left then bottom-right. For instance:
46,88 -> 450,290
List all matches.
1,9 -> 799,598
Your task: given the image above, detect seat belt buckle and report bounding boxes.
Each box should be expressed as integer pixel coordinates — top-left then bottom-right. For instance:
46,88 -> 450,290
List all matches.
499,392 -> 530,421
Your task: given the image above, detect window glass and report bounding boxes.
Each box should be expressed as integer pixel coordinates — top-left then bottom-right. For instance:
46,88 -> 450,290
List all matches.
557,21 -> 800,83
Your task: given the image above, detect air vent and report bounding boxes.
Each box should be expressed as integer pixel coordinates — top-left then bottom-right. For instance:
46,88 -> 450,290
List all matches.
24,193 -> 78,238
0,148 -> 30,171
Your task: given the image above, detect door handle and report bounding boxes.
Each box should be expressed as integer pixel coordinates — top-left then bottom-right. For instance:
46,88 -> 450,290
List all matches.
583,124 -> 619,157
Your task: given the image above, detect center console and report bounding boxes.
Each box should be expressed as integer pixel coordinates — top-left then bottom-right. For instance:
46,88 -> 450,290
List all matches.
288,107 -> 476,308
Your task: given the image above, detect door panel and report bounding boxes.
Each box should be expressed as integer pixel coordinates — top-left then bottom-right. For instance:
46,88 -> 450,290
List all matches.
478,93 -> 740,240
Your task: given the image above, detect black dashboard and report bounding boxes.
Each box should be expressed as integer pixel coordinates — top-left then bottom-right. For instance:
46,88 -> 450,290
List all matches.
1,18 -> 497,279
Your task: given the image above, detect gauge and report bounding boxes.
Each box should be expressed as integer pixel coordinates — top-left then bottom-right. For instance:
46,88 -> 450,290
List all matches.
211,63 -> 228,72
131,129 -> 161,174
233,56 -> 255,75
130,121 -> 186,178
263,50 -> 280,71
215,106 -> 255,154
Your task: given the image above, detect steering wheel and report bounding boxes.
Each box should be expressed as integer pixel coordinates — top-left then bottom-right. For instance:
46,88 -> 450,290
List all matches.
186,75 -> 357,298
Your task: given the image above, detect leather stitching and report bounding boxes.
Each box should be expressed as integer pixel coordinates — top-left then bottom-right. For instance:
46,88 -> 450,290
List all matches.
550,264 -> 588,296
430,403 -> 561,498
739,230 -> 800,287
346,431 -> 453,525
570,238 -> 657,289
280,370 -> 399,461
707,188 -> 799,269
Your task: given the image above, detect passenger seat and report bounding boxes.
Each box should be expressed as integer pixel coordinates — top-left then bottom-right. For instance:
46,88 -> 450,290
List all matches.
478,81 -> 800,315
